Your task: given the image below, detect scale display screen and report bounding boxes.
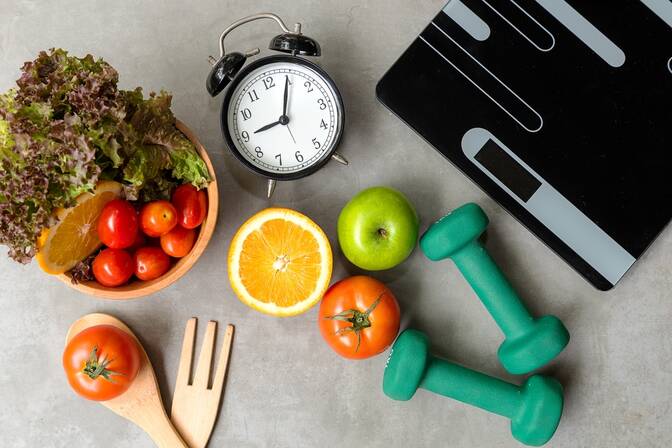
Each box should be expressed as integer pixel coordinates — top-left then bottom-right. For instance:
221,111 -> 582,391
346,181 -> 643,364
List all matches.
474,139 -> 541,202
377,0 -> 672,290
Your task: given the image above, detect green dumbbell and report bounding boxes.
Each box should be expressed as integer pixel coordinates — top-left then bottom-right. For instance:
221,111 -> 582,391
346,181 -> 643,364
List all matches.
420,203 -> 569,374
384,329 -> 563,446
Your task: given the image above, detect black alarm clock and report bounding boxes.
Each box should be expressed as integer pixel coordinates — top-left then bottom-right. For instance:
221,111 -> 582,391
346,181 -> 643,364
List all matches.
207,13 -> 347,198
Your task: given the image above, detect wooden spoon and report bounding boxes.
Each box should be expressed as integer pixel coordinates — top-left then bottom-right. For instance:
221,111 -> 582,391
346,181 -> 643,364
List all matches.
65,313 -> 188,448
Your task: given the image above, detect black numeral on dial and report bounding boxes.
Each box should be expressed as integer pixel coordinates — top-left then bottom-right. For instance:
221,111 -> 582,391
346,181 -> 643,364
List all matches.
241,131 -> 250,142
320,119 -> 328,130
241,108 -> 252,120
275,154 -> 282,165
295,151 -> 304,162
312,138 -> 321,149
263,77 -> 276,90
255,146 -> 263,158
304,81 -> 313,93
248,89 -> 259,102
317,98 -> 326,110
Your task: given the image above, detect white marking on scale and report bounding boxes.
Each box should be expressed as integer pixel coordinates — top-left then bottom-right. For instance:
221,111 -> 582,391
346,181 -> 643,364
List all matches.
461,127 -> 635,285
535,0 -> 626,67
423,23 -> 543,132
640,0 -> 672,29
480,0 -> 555,52
668,56 -> 672,74
443,0 -> 491,41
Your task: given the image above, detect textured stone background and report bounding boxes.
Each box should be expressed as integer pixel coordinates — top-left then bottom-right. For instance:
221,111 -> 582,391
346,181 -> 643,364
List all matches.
1,0 -> 671,447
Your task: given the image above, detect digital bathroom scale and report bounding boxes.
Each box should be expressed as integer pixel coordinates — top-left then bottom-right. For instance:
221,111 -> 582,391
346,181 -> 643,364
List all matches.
377,0 -> 672,290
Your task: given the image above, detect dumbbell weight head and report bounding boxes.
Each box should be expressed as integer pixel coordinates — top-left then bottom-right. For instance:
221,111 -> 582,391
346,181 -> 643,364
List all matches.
382,328 -> 428,401
420,203 -> 488,261
498,315 -> 570,375
512,375 -> 564,447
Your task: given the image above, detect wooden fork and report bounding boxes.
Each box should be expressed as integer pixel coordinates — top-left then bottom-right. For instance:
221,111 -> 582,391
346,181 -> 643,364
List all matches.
171,318 -> 234,448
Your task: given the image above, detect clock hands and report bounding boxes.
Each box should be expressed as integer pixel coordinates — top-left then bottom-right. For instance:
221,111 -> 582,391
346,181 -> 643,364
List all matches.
282,75 -> 289,118
286,124 -> 297,144
254,120 -> 282,134
283,76 -> 296,144
253,75 -> 292,135
253,114 -> 290,133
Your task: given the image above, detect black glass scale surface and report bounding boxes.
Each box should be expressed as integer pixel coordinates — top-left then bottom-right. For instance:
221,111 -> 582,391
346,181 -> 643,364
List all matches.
377,0 -> 672,290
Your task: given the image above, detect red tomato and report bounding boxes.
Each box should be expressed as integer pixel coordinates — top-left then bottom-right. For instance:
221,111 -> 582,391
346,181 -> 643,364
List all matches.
160,226 -> 197,258
318,276 -> 400,360
140,200 -> 177,237
172,184 -> 207,229
93,248 -> 134,287
63,325 -> 141,401
133,246 -> 171,281
98,199 -> 138,249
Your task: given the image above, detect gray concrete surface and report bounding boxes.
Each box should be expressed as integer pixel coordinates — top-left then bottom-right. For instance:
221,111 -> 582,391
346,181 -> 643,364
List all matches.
1,1 -> 671,447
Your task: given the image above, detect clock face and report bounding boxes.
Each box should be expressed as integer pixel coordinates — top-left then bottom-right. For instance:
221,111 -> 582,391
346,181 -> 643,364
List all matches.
224,57 -> 344,178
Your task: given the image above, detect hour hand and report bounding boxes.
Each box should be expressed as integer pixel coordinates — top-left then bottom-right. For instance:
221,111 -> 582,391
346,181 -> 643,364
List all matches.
254,120 -> 281,134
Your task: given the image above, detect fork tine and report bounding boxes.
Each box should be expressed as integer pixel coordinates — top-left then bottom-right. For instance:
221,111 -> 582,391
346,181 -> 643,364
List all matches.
176,318 -> 197,386
212,324 -> 235,395
193,320 -> 217,388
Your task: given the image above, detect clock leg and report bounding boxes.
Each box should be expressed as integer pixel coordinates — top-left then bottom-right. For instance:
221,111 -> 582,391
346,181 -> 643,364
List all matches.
267,179 -> 277,199
331,152 -> 349,165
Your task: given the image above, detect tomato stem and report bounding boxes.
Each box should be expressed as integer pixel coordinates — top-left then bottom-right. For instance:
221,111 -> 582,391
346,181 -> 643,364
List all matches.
324,292 -> 385,352
82,345 -> 123,382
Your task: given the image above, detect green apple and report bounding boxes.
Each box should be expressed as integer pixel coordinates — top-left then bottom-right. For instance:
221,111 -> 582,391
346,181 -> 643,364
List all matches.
337,186 -> 419,270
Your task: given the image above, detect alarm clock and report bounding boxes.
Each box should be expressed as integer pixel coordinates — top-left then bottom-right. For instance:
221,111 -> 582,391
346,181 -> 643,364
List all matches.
207,13 -> 348,198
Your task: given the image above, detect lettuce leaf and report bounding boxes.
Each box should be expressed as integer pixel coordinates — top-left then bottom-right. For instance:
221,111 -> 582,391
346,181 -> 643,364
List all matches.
125,91 -> 210,189
170,144 -> 211,188
0,91 -> 18,164
88,122 -> 123,168
0,119 -> 17,165
122,145 -> 172,194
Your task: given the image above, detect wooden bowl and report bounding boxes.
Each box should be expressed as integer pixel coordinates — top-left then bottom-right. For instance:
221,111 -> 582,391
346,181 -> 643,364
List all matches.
57,120 -> 218,300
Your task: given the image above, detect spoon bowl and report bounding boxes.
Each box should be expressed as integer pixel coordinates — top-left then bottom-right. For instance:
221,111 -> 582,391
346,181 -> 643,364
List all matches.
65,313 -> 188,448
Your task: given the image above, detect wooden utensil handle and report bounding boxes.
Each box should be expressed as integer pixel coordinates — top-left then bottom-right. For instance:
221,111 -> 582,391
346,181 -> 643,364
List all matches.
141,410 -> 189,448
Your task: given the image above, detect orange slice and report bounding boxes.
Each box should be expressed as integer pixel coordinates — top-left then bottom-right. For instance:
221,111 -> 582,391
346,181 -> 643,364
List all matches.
36,180 -> 123,274
228,208 -> 333,317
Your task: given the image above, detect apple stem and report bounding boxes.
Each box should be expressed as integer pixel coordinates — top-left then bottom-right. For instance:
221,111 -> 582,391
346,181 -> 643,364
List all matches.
377,228 -> 388,238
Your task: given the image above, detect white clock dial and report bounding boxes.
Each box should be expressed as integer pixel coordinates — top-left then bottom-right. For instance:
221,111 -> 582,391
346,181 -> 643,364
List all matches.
226,60 -> 343,175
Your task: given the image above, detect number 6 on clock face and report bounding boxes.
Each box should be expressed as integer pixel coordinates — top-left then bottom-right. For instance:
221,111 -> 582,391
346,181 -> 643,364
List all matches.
222,55 -> 345,180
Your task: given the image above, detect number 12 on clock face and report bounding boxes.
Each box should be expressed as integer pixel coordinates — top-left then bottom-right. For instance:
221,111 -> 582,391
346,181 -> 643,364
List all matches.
224,58 -> 344,180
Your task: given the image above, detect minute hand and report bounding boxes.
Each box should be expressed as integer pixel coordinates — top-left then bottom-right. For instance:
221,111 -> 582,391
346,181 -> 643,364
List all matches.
254,120 -> 281,134
282,75 -> 289,117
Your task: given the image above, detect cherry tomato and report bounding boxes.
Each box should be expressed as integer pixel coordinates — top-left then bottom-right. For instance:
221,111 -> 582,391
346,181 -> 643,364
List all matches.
133,246 -> 171,281
98,199 -> 138,249
318,276 -> 400,360
92,248 -> 134,287
63,325 -> 141,401
172,184 -> 207,229
160,226 -> 197,258
140,200 -> 177,237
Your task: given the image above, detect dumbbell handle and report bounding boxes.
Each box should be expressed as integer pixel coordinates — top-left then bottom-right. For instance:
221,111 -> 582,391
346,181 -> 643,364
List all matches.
422,356 -> 521,419
451,240 -> 534,337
